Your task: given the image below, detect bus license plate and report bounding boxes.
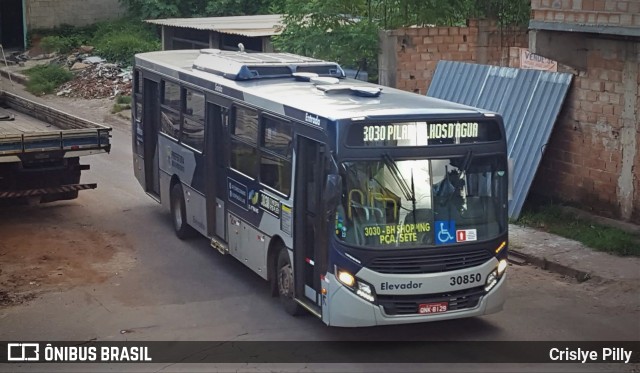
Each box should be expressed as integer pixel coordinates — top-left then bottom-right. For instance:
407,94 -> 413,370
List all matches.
419,302 -> 448,314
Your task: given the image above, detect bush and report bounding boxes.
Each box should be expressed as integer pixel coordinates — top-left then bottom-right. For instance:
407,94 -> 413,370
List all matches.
93,33 -> 159,65
30,19 -> 159,66
112,95 -> 132,113
39,36 -> 81,54
116,95 -> 132,105
30,23 -> 96,50
24,65 -> 74,96
92,19 -> 160,66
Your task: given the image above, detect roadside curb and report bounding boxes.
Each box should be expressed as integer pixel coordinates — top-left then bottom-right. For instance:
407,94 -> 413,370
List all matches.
0,69 -> 28,86
509,248 -> 596,283
508,223 -> 640,284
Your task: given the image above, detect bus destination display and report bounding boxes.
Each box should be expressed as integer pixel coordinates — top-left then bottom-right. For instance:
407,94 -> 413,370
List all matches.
347,120 -> 502,147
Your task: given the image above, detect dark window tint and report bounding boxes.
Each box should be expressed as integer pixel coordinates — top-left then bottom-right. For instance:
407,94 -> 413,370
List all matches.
135,102 -> 142,119
185,90 -> 204,121
230,139 -> 258,178
162,81 -> 181,111
134,70 -> 142,94
262,117 -> 292,157
160,109 -> 180,139
260,154 -> 292,195
182,117 -> 204,151
232,106 -> 258,145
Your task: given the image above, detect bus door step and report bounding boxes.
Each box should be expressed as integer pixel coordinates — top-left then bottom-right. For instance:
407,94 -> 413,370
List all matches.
295,297 -> 321,318
210,236 -> 228,255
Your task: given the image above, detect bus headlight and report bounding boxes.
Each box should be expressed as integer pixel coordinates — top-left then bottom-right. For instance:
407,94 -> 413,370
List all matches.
485,259 -> 508,292
485,270 -> 498,292
356,281 -> 375,303
337,269 -> 356,287
497,259 -> 508,276
335,267 -> 376,303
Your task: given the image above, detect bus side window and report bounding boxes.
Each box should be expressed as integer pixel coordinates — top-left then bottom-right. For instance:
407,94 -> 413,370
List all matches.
260,116 -> 292,195
160,80 -> 181,139
182,89 -> 205,152
229,105 -> 259,178
133,70 -> 142,120
133,70 -> 143,155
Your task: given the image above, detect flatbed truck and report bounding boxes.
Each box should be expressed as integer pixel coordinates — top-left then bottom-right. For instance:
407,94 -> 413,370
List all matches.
0,90 -> 111,203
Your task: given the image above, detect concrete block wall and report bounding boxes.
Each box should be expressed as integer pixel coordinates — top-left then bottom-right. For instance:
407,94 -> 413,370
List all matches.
26,0 -> 124,30
532,38 -> 640,222
531,0 -> 640,27
384,20 -> 528,94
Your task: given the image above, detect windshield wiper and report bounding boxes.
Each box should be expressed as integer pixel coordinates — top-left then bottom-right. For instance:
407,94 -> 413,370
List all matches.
382,153 -> 415,202
441,150 -> 474,207
461,150 -> 474,175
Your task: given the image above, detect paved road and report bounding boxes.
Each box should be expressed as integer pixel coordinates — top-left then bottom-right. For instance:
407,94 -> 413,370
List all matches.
0,86 -> 638,372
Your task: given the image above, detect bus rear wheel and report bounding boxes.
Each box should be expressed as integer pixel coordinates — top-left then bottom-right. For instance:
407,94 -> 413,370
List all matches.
170,183 -> 194,239
277,248 -> 304,316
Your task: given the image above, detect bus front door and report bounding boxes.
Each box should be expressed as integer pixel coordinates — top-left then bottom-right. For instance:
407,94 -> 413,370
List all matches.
205,102 -> 228,241
142,79 -> 160,197
294,137 -> 327,312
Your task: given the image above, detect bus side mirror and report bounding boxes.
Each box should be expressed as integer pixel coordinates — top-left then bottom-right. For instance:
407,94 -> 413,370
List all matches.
324,174 -> 342,211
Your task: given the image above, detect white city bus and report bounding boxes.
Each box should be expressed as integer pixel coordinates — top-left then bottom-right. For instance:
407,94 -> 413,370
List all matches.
132,49 -> 509,327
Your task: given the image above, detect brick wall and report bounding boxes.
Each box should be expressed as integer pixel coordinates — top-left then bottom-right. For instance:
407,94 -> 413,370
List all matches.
531,0 -> 640,27
382,20 -> 528,93
531,38 -> 640,222
26,0 -> 124,30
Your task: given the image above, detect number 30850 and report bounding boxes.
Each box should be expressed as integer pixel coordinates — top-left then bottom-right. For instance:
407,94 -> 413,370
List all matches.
449,273 -> 482,286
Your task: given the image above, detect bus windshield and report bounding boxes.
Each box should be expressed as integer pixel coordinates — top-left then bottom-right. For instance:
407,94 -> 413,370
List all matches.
335,155 -> 508,248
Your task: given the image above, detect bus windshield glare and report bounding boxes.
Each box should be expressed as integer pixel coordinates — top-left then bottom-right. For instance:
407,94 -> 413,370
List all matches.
335,155 -> 508,248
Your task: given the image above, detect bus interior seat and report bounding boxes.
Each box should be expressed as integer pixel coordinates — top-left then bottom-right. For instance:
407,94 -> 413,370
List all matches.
349,203 -> 384,245
403,208 -> 434,244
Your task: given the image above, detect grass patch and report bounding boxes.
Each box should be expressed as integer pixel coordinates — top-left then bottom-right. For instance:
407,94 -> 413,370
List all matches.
29,23 -> 96,50
30,18 -> 159,66
112,95 -> 132,113
92,19 -> 160,65
116,95 -> 132,105
39,35 -> 81,54
516,205 -> 640,256
24,65 -> 73,96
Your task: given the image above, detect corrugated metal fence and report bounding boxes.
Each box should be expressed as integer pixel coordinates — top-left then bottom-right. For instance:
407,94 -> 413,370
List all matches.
427,61 -> 573,220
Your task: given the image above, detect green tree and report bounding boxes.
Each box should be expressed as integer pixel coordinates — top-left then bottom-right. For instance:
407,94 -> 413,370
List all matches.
119,0 -> 529,81
274,0 -> 529,81
119,0 -> 275,19
273,0 -> 378,78
205,0 -> 274,16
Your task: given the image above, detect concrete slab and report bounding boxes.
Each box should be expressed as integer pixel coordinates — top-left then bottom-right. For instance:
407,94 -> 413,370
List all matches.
509,224 -> 640,283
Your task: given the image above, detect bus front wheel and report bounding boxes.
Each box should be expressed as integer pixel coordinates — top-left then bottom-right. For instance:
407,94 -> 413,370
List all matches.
277,248 -> 304,316
170,183 -> 194,239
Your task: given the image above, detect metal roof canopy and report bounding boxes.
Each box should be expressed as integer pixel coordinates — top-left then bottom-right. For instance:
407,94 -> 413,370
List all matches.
427,61 -> 573,220
145,14 -> 284,37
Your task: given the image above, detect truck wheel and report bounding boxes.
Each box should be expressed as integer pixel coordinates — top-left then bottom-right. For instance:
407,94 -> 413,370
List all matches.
277,247 -> 304,316
170,183 -> 194,239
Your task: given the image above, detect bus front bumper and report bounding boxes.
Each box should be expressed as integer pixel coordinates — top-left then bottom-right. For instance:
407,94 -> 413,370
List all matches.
324,272 -> 506,327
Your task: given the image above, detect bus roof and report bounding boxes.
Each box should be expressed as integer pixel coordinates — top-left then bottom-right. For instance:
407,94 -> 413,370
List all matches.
135,50 -> 496,122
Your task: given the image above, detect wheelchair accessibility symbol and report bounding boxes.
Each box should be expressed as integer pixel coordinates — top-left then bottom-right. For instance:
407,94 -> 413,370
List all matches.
435,220 -> 456,244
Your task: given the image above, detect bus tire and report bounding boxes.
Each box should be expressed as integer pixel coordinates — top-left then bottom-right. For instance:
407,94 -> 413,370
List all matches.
277,248 -> 304,316
170,183 -> 194,239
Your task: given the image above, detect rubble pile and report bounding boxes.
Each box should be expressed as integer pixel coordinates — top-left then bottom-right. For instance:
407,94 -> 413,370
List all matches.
4,45 -> 134,99
56,62 -> 132,99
